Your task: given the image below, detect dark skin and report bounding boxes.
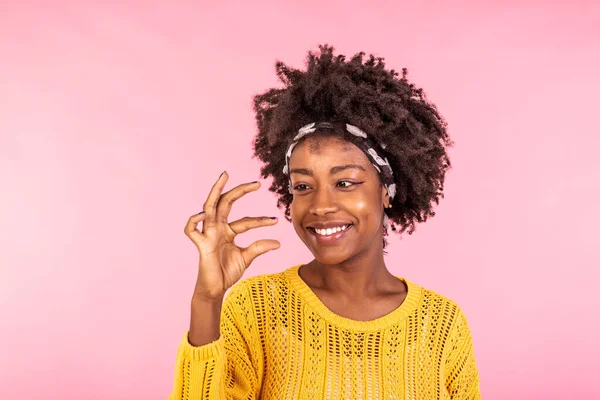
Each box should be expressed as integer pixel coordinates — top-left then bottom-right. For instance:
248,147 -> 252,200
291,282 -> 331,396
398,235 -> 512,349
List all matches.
185,135 -> 408,347
289,135 -> 407,321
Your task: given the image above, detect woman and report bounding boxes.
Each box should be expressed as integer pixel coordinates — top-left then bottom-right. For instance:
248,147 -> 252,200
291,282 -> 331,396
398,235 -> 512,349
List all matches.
169,45 -> 481,399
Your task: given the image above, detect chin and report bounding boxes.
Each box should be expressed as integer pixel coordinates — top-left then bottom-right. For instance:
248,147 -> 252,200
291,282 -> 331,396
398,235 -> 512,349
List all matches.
309,246 -> 357,265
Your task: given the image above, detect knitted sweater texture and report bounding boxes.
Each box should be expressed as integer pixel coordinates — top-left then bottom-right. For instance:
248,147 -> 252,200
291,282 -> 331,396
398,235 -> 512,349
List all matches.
169,265 -> 481,399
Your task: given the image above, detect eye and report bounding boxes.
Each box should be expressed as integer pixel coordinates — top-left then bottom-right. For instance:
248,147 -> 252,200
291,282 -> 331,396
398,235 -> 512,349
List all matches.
337,180 -> 362,188
293,183 -> 311,191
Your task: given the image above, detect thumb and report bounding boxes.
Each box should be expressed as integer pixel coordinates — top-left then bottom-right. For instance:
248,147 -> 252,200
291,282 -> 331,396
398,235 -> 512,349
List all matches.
241,239 -> 280,266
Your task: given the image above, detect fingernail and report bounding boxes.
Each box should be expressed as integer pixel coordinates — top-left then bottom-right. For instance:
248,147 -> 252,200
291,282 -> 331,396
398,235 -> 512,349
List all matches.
270,217 -> 277,220
251,181 -> 259,184
198,211 -> 205,215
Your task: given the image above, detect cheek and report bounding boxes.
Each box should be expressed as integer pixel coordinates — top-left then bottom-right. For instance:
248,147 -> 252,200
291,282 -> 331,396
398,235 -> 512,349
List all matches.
290,198 -> 299,218
345,192 -> 381,226
289,199 -> 304,226
352,199 -> 369,213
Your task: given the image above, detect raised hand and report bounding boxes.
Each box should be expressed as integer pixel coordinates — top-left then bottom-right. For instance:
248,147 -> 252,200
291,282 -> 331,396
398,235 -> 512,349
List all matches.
184,172 -> 280,301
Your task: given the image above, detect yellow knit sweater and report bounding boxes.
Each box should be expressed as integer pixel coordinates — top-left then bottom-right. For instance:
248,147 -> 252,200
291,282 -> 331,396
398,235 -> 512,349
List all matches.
169,265 -> 480,399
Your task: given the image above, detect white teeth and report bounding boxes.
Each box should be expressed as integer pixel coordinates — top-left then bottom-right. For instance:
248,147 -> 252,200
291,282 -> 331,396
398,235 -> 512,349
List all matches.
313,225 -> 349,236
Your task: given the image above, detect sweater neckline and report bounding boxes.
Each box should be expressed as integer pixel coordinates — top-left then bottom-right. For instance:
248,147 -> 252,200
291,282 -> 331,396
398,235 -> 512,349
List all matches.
285,264 -> 422,332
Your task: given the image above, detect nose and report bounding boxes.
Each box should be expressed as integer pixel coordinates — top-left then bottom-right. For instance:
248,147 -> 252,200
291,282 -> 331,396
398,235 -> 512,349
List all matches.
309,187 -> 339,216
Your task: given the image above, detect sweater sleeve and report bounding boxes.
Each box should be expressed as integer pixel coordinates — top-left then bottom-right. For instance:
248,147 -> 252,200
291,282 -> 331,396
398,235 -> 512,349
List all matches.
168,283 -> 263,400
444,307 -> 481,400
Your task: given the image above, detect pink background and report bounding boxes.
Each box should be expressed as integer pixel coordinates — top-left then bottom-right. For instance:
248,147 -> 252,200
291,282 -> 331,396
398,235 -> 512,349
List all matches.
1,2 -> 599,399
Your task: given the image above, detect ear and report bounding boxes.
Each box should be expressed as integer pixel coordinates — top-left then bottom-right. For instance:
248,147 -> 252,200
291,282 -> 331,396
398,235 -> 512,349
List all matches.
381,184 -> 391,209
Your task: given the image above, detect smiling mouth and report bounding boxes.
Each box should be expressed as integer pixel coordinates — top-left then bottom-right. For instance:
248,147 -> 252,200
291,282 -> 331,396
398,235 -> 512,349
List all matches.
307,224 -> 353,237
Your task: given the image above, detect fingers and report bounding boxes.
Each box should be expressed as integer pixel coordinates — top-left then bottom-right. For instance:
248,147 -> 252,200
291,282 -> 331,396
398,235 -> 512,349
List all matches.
241,239 -> 281,266
202,172 -> 229,229
184,212 -> 207,244
215,181 -> 261,223
229,216 -> 278,235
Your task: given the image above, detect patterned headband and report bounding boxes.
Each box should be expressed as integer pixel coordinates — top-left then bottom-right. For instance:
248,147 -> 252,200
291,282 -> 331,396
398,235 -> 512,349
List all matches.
282,122 -> 396,200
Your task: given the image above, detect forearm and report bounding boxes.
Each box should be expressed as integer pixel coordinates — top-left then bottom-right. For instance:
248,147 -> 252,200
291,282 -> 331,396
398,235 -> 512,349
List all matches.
170,292 -> 258,400
188,295 -> 224,347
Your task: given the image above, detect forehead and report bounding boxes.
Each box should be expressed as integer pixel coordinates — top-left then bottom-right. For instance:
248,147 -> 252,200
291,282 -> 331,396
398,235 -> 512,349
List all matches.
289,135 -> 371,167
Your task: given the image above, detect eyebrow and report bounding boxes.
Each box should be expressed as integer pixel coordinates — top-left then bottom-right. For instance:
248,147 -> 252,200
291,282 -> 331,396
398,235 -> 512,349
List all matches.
289,164 -> 367,176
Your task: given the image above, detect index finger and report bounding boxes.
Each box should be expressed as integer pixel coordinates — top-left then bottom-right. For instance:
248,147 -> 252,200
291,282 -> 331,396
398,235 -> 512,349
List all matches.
202,171 -> 229,228
215,180 -> 261,223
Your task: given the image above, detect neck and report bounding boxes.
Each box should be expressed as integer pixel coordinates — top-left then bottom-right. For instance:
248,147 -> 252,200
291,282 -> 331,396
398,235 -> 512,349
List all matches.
305,235 -> 396,298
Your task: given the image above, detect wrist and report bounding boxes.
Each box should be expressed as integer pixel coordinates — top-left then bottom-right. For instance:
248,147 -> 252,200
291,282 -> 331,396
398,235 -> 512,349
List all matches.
192,291 -> 225,303
192,279 -> 226,300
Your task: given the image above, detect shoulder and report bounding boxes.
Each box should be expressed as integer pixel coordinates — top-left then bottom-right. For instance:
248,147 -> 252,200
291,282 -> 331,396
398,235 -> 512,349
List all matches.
411,284 -> 478,367
223,267 -> 292,305
231,268 -> 290,292
408,280 -> 469,329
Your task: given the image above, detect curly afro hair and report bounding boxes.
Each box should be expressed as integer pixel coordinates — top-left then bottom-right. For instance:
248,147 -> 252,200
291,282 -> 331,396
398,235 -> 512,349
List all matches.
252,45 -> 452,239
